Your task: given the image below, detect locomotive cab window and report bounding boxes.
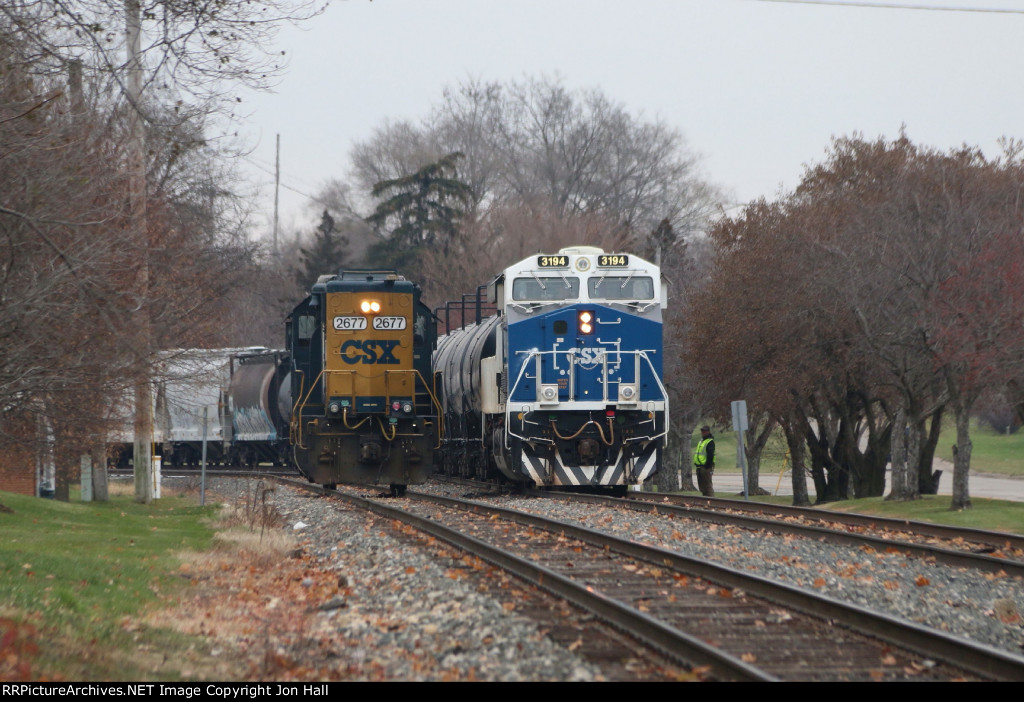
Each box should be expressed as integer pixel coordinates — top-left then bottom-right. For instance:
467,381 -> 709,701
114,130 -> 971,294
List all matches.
512,277 -> 580,301
297,314 -> 317,342
414,311 -> 427,348
589,276 -> 655,301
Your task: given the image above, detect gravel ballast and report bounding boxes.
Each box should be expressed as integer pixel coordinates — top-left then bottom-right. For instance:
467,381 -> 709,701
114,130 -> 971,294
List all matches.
453,488 -> 1024,658
202,477 -> 605,681
199,477 -> 1024,680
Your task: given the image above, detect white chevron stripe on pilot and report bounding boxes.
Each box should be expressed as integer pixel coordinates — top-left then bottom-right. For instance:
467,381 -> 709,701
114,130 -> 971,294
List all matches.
632,444 -> 659,482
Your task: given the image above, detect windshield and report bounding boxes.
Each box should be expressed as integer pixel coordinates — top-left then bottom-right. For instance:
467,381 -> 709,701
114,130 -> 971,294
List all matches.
512,276 -> 580,301
589,276 -> 655,301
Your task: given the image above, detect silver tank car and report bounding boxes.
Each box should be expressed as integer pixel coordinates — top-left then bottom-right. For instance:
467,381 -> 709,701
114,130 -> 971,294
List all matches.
225,349 -> 291,467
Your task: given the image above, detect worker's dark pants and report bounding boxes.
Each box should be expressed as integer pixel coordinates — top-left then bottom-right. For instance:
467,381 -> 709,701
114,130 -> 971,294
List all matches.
696,465 -> 714,497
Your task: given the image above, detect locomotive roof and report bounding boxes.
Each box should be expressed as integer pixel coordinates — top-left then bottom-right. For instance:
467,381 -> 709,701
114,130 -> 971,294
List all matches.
498,249 -> 659,281
312,269 -> 420,294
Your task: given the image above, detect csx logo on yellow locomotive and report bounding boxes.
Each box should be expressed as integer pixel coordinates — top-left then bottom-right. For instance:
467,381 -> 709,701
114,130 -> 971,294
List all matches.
339,339 -> 401,365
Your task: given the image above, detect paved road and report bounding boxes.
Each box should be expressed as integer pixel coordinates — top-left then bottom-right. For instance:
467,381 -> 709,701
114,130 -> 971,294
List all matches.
711,464 -> 1024,503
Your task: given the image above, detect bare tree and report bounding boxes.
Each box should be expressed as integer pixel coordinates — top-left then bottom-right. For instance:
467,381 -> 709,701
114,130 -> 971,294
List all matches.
0,2 -> 307,500
351,76 -> 722,241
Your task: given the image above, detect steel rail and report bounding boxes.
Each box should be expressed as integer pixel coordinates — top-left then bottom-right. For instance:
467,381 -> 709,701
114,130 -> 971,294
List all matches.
279,478 -> 774,681
538,490 -> 1024,577
644,492 -> 1024,552
411,489 -> 1024,682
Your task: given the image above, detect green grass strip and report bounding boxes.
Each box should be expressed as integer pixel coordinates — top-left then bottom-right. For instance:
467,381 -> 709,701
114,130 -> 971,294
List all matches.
0,488 -> 218,681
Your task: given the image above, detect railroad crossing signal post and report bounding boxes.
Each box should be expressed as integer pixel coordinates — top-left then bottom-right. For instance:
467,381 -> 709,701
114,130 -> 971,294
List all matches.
732,400 -> 749,501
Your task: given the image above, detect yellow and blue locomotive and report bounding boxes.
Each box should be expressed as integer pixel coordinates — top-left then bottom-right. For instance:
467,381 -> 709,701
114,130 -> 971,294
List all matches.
286,270 -> 440,495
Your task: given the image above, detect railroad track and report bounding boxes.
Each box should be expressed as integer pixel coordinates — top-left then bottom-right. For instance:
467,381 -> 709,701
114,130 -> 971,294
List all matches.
634,491 -> 1024,553
507,489 -> 1024,578
110,466 -> 301,479
279,477 -> 1024,681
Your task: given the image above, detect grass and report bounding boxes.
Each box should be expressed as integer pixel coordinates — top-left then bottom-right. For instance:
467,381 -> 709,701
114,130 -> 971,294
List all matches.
0,482 -> 220,681
821,493 -> 1024,535
688,426 -> 790,475
935,418 -> 1024,477
694,416 -> 1024,478
685,423 -> 1024,535
1,457 -> 1022,680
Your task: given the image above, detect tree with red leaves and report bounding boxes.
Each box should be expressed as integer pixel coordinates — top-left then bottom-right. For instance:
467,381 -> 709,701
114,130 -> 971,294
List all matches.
690,134 -> 1024,509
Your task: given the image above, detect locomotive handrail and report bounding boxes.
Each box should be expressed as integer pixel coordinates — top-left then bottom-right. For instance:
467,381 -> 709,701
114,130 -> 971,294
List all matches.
432,370 -> 444,450
290,368 -> 307,449
292,367 -> 444,448
290,367 -> 325,450
635,349 -> 671,448
504,352 -> 539,447
507,348 -> 669,404
504,348 -> 669,448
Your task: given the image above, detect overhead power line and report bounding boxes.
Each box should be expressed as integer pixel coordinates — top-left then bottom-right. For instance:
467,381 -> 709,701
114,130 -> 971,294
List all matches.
243,155 -> 322,201
243,155 -> 363,217
750,0 -> 1024,13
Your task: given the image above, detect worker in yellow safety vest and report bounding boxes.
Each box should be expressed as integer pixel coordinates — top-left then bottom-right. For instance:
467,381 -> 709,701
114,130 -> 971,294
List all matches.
693,425 -> 716,497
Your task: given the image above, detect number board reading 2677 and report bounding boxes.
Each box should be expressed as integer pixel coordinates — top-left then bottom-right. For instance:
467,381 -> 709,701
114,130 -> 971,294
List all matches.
333,316 -> 407,331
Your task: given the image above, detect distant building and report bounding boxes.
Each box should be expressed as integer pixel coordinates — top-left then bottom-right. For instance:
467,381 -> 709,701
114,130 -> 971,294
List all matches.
0,415 -> 42,496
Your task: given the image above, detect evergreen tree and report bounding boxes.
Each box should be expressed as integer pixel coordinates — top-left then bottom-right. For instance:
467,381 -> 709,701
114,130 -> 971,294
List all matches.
365,152 -> 473,271
294,210 -> 349,292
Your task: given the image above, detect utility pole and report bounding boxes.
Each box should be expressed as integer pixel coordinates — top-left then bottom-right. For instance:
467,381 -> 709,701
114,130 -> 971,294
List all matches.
273,133 -> 280,256
68,59 -> 83,116
126,0 -> 153,503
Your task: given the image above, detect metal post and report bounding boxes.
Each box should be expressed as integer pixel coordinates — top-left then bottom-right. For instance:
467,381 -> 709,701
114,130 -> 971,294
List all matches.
731,400 -> 749,501
201,406 -> 208,506
81,455 -> 93,502
736,429 -> 748,501
476,285 -> 487,325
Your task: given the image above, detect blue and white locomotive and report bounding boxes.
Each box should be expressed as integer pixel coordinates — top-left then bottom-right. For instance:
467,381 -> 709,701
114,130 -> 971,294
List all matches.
435,246 -> 668,491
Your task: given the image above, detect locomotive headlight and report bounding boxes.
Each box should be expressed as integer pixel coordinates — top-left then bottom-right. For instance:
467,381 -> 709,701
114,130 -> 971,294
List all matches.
619,385 -> 637,403
360,300 -> 382,314
402,401 -> 414,414
578,310 -> 594,335
539,384 -> 558,403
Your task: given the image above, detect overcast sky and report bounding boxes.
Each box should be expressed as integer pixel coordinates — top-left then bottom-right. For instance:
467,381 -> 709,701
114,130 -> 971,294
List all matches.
237,0 -> 1024,239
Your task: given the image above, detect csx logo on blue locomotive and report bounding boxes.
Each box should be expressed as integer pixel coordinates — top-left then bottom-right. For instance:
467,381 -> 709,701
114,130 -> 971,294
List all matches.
339,339 -> 401,365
